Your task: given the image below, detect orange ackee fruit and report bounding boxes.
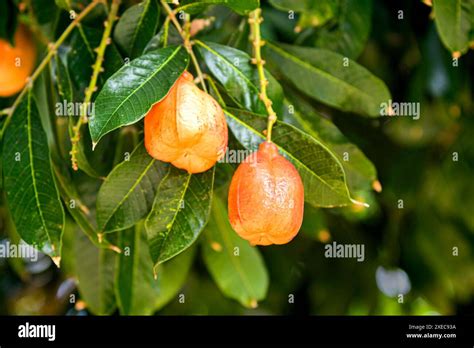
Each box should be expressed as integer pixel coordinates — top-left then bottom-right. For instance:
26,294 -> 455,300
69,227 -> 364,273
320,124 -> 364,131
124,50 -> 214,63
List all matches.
0,24 -> 37,97
228,141 -> 304,246
144,71 -> 228,174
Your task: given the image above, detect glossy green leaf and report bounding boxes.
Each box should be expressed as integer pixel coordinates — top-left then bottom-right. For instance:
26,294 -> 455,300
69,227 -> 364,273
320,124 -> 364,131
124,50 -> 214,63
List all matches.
433,0 -> 473,55
177,0 -> 259,15
202,196 -> 269,308
74,227 -> 117,315
97,143 -> 168,233
2,92 -> 65,259
282,90 -> 377,192
89,45 -> 189,145
196,40 -> 284,115
114,0 -> 160,59
225,108 -> 355,207
145,166 -> 214,267
314,0 -> 373,59
115,224 -> 195,315
264,42 -> 391,116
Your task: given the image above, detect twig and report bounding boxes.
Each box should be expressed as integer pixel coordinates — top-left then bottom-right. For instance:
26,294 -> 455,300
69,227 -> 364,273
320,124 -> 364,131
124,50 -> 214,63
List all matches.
249,9 -> 277,142
0,0 -> 104,141
70,0 -> 121,168
160,0 -> 208,93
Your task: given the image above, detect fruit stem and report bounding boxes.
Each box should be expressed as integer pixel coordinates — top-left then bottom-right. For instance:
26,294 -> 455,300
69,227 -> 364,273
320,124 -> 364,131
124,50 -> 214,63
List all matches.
160,0 -> 208,93
205,75 -> 226,107
0,0 -> 104,141
249,8 -> 277,142
70,0 -> 121,168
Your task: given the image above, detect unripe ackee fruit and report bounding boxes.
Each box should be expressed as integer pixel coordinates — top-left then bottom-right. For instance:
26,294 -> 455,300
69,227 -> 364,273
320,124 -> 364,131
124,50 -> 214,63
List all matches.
228,141 -> 304,246
144,71 -> 228,174
0,24 -> 37,97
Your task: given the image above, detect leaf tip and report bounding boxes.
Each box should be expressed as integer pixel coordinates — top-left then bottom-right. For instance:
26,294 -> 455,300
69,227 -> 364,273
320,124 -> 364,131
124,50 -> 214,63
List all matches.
109,245 -> 122,254
51,256 -> 61,268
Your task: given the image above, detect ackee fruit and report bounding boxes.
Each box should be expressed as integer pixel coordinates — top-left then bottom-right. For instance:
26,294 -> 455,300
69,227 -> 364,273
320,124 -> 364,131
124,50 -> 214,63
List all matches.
228,141 -> 304,246
0,24 -> 37,97
144,71 -> 228,174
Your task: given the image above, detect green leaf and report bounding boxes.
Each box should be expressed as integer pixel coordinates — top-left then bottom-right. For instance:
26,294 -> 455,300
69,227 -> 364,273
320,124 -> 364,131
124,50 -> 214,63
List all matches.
97,143 -> 167,233
74,227 -> 117,315
433,0 -> 473,55
195,40 -> 283,115
264,42 -> 391,116
202,196 -> 269,308
114,0 -> 160,59
89,45 -> 189,145
314,0 -> 373,59
177,0 -> 259,15
2,92 -> 65,259
53,164 -> 120,252
225,107 -> 355,207
145,166 -> 214,267
115,224 -> 195,315
282,90 -> 377,192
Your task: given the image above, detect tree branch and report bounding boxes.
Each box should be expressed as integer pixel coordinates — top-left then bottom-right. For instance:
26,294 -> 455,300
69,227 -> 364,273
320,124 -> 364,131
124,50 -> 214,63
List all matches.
249,9 -> 277,142
70,0 -> 121,169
